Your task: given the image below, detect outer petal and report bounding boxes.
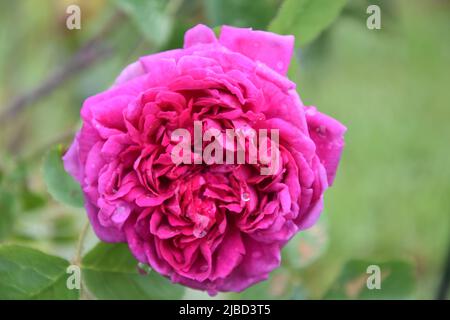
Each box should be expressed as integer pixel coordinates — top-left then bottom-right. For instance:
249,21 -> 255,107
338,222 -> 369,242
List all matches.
216,236 -> 281,292
219,25 -> 294,75
297,196 -> 324,230
138,57 -> 179,87
184,24 -> 217,48
139,50 -> 182,74
85,198 -> 125,242
63,134 -> 83,184
296,157 -> 328,230
114,61 -> 146,86
210,227 -> 245,281
305,107 -> 347,185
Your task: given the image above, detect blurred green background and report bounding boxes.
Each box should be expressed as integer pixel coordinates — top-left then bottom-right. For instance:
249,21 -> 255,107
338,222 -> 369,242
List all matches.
0,0 -> 449,299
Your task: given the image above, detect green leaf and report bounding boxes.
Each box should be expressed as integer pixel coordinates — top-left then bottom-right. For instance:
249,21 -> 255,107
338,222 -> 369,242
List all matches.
0,191 -> 15,240
325,260 -> 416,299
269,0 -> 348,47
0,244 -> 79,299
43,145 -> 83,208
82,242 -> 185,299
283,213 -> 328,269
113,0 -> 173,48
205,0 -> 280,30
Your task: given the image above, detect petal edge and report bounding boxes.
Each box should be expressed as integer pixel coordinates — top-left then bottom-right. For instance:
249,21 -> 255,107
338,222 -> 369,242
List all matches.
219,25 -> 294,75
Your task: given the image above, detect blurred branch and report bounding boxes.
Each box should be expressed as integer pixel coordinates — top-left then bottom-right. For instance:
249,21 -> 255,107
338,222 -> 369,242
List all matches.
0,11 -> 125,124
19,127 -> 77,164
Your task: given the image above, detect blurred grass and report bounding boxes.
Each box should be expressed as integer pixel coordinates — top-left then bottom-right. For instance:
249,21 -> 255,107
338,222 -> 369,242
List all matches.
294,0 -> 450,298
0,0 -> 449,299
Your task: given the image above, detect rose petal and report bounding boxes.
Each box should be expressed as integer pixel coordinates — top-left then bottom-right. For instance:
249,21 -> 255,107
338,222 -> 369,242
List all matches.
114,61 -> 146,86
184,24 -> 217,48
63,134 -> 83,183
219,25 -> 294,75
216,236 -> 281,292
85,199 -> 125,242
305,106 -> 347,185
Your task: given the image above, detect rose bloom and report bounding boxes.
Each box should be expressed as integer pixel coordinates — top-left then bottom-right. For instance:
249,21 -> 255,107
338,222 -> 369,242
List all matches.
64,25 -> 346,294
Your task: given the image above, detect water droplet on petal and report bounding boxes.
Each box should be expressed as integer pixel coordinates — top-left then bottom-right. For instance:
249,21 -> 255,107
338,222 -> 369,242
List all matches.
316,125 -> 327,136
137,262 -> 152,275
241,192 -> 250,202
112,206 -> 129,224
197,214 -> 210,228
200,264 -> 209,272
193,227 -> 207,239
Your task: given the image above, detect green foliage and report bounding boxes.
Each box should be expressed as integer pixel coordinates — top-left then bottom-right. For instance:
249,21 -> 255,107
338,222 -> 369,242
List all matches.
205,0 -> 279,29
113,0 -> 173,47
269,0 -> 348,46
50,215 -> 80,243
0,191 -> 15,240
0,160 -> 49,241
325,260 -> 416,299
0,244 -> 79,299
81,242 -> 185,299
20,189 -> 47,211
43,145 -> 84,208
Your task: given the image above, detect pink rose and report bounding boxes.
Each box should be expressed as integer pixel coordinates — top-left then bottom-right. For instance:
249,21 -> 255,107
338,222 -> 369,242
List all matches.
64,24 -> 346,294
